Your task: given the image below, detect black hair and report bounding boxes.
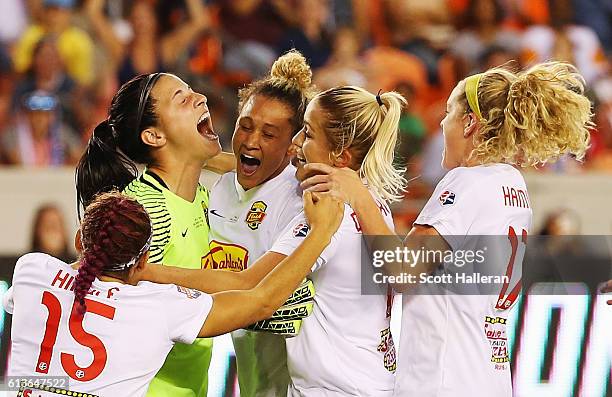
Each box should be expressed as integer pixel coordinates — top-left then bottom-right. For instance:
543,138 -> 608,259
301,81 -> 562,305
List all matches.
75,73 -> 162,218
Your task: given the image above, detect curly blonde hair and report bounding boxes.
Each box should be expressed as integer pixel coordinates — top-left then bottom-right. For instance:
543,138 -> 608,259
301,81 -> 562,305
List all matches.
460,61 -> 593,166
238,50 -> 317,135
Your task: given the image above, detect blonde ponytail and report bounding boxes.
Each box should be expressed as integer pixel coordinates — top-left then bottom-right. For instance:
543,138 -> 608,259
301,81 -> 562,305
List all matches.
314,86 -> 408,202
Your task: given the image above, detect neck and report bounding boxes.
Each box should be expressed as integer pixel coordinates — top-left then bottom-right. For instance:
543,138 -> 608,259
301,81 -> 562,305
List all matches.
98,274 -> 127,284
148,159 -> 202,202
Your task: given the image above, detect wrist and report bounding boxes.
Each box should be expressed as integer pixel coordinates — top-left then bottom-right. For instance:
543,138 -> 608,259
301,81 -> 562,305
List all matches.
308,225 -> 335,245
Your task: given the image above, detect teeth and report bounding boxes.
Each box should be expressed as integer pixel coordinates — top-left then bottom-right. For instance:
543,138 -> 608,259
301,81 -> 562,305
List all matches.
198,113 -> 209,124
242,154 -> 257,160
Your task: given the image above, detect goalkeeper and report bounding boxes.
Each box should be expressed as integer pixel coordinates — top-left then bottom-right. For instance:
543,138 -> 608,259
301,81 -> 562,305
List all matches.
146,51 -> 317,397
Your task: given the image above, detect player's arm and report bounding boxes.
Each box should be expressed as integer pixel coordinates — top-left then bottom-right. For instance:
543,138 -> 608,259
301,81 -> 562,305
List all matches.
198,192 -> 343,337
141,252 -> 286,293
300,163 -> 447,291
203,151 -> 236,174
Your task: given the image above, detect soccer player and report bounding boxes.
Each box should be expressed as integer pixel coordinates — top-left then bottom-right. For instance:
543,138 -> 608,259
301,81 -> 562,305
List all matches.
300,62 -> 592,397
4,191 -> 342,397
143,85 -> 407,396
75,73 -> 230,397
205,50 -> 316,396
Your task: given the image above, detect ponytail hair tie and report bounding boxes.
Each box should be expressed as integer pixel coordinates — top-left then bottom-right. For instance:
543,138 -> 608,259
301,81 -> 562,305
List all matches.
376,89 -> 384,106
107,118 -> 119,140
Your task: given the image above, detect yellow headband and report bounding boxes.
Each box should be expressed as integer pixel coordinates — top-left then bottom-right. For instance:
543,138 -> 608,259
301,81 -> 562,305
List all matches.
465,73 -> 484,121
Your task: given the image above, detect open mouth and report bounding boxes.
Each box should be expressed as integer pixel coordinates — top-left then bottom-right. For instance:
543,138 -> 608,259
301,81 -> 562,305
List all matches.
291,152 -> 307,168
239,153 -> 261,176
197,112 -> 218,141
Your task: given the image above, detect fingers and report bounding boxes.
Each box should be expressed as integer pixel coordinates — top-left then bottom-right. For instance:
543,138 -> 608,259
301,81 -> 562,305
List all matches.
303,190 -> 314,208
301,174 -> 331,190
303,163 -> 335,175
304,183 -> 333,193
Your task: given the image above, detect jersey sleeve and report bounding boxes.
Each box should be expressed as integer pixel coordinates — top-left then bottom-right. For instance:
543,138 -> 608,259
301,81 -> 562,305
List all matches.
270,211 -> 339,273
5,253 -> 49,315
414,168 -> 480,250
272,189 -> 304,242
161,284 -> 214,344
124,180 -> 171,264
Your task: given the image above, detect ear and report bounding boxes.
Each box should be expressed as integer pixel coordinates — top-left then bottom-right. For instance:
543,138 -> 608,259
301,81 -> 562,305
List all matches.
74,229 -> 83,253
463,113 -> 479,138
127,252 -> 149,285
141,128 -> 166,148
332,149 -> 353,168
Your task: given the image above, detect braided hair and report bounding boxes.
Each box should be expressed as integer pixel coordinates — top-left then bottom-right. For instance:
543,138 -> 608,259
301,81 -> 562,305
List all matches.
74,191 -> 152,315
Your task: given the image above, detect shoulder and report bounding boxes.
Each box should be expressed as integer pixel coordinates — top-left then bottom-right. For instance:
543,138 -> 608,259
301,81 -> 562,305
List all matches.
62,27 -> 94,45
13,253 -> 65,281
211,171 -> 236,195
433,164 -> 522,203
125,176 -> 166,206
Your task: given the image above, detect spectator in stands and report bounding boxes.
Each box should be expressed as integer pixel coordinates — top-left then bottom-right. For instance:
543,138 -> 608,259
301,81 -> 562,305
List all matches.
386,0 -> 453,84
451,0 -> 520,74
84,0 -> 210,85
588,76 -> 612,171
520,0 -> 608,84
395,80 -> 427,166
13,35 -> 90,134
30,203 -> 73,262
13,0 -> 95,86
539,208 -> 581,236
314,27 -> 367,90
0,0 -> 27,45
1,91 -> 81,166
216,0 -> 292,78
0,46 -> 14,149
277,0 -> 332,69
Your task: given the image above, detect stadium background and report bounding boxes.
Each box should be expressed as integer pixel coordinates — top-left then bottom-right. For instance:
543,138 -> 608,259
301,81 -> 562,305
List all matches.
0,0 -> 610,396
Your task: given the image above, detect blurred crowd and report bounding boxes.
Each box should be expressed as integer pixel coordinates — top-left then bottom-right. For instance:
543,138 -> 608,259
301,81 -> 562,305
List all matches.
0,0 -> 610,180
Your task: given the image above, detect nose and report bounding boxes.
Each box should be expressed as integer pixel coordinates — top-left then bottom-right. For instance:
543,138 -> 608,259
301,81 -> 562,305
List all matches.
194,92 -> 207,108
287,129 -> 304,157
292,129 -> 305,148
243,129 -> 261,150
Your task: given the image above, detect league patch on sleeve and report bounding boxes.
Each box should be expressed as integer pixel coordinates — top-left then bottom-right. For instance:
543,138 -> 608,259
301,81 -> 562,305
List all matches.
176,285 -> 202,299
438,190 -> 456,206
292,223 -> 310,238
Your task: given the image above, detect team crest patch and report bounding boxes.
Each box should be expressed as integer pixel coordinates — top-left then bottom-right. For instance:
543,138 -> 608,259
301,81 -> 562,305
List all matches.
176,285 -> 202,299
246,201 -> 267,230
292,222 -> 310,237
439,190 -> 456,206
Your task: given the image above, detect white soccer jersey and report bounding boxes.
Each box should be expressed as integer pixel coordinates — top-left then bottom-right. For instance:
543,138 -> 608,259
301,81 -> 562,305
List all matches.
4,253 -> 212,397
271,189 -> 397,397
395,163 -> 532,397
208,164 -> 303,396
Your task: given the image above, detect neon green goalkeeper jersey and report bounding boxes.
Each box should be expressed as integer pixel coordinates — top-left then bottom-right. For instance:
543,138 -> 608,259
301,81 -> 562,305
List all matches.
124,169 -> 213,397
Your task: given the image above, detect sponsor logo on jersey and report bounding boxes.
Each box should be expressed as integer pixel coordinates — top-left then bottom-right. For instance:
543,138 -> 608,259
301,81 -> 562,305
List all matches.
377,327 -> 397,372
176,285 -> 202,299
484,316 -> 509,370
439,190 -> 456,206
245,201 -> 267,230
292,222 -> 310,237
202,240 -> 249,271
